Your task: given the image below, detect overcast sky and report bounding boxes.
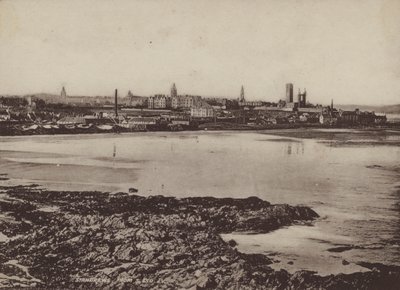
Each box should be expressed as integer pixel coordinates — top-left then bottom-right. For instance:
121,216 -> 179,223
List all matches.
0,0 -> 399,105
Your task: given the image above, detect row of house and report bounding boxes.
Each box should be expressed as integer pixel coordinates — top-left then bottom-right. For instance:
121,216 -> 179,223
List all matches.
319,109 -> 387,125
148,94 -> 203,109
172,95 -> 202,109
148,95 -> 171,109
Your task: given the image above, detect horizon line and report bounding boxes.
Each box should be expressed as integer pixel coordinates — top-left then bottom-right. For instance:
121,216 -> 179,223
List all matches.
1,91 -> 399,107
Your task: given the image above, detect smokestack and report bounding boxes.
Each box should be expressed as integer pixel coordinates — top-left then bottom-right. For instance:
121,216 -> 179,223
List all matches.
115,89 -> 118,117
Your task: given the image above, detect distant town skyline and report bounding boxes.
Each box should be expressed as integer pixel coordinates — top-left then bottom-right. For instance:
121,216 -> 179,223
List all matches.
0,0 -> 399,105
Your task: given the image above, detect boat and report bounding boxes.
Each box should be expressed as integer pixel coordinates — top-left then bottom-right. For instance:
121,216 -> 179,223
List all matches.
96,125 -> 113,131
117,123 -> 130,129
77,124 -> 93,129
22,124 -> 39,131
64,124 -> 76,129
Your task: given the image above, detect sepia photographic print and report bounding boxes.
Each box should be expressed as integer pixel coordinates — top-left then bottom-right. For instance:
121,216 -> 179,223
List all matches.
0,0 -> 400,289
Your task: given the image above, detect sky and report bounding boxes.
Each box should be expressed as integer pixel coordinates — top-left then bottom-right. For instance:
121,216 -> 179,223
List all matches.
0,0 -> 399,105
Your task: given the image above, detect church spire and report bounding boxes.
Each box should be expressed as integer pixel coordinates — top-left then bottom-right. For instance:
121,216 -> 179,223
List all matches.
60,86 -> 67,98
240,85 -> 245,102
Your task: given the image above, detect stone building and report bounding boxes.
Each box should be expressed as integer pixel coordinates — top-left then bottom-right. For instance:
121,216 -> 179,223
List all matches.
172,95 -> 202,109
148,95 -> 171,109
297,88 -> 307,108
126,91 -> 147,107
190,101 -> 215,118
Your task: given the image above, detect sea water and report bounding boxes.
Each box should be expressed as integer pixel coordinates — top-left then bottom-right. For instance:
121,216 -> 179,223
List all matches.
0,130 -> 399,275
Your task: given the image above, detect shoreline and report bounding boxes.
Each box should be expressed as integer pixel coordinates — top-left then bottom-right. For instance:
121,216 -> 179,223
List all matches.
0,184 -> 399,289
1,126 -> 399,150
1,121 -> 399,137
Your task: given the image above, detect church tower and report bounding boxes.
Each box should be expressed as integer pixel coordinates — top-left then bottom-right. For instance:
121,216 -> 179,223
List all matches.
302,88 -> 307,105
297,88 -> 302,107
286,83 -> 293,103
171,83 -> 177,98
60,86 -> 67,98
240,85 -> 245,102
60,86 -> 67,104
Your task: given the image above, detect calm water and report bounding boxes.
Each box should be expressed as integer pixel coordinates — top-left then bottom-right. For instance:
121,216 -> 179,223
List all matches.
385,113 -> 400,123
0,130 -> 399,275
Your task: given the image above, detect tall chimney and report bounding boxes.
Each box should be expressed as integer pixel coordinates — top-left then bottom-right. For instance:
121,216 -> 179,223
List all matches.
115,89 -> 118,117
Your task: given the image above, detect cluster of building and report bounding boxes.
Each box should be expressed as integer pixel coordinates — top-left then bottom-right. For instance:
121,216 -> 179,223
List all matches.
147,84 -> 214,118
1,82 -> 388,129
28,83 -> 215,119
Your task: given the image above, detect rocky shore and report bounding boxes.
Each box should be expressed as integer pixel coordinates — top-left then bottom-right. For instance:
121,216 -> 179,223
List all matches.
0,184 -> 399,289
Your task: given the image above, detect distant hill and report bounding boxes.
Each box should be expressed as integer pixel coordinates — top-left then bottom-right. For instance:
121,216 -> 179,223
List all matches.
336,104 -> 400,114
24,93 -> 59,98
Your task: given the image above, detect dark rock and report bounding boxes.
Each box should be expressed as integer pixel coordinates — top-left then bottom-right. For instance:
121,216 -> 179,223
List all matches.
0,185 -> 398,289
243,253 -> 272,266
227,239 -> 237,247
327,245 -> 355,252
196,273 -> 216,289
366,165 -> 383,169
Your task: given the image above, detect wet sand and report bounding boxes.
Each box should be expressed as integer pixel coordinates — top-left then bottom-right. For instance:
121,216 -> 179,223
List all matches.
260,128 -> 400,146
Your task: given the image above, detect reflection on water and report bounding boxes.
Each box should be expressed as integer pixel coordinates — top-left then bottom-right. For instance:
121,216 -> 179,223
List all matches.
113,143 -> 116,168
285,142 -> 304,156
0,130 -> 399,274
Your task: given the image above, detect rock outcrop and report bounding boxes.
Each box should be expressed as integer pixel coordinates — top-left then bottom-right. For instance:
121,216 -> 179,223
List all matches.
0,185 -> 399,289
